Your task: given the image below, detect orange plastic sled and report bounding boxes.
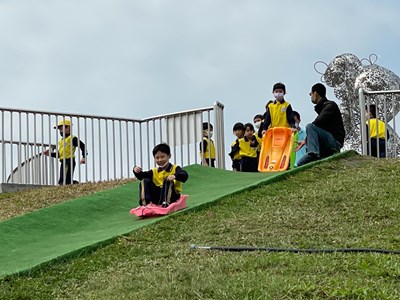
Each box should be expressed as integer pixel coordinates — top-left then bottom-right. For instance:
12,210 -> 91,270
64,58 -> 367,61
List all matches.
258,127 -> 295,172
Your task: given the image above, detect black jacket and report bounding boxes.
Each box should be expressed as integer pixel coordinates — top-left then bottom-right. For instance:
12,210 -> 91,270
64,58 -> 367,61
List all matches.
133,163 -> 189,183
313,98 -> 345,146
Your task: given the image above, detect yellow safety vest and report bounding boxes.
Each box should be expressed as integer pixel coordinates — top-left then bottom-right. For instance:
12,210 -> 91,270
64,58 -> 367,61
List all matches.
58,135 -> 76,160
267,101 -> 291,128
152,164 -> 182,192
200,137 -> 216,159
238,136 -> 258,158
231,140 -> 242,160
367,119 -> 386,139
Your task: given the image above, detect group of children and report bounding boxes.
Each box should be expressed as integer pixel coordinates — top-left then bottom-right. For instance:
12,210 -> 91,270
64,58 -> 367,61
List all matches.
47,83 -> 387,207
129,98 -> 389,207
130,82 -> 389,206
227,82 -> 307,172
122,97 -> 391,213
141,81 -> 309,206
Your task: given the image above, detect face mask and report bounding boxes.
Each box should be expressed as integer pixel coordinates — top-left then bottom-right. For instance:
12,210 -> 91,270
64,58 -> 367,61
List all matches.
203,130 -> 213,138
274,92 -> 284,101
157,161 -> 169,169
295,122 -> 299,129
254,121 -> 261,129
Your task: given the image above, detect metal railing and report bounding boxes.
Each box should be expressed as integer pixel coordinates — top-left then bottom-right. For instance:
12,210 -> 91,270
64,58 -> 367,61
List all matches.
1,102 -> 225,185
359,88 -> 400,157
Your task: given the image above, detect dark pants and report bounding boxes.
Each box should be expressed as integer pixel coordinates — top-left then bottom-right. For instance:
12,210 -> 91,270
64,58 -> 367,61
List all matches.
58,158 -> 76,185
204,158 -> 215,167
368,139 -> 386,158
139,178 -> 180,206
232,159 -> 241,171
240,156 -> 258,172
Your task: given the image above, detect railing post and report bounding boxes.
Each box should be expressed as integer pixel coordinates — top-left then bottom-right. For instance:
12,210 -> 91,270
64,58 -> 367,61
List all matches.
359,88 -> 367,155
213,101 -> 225,169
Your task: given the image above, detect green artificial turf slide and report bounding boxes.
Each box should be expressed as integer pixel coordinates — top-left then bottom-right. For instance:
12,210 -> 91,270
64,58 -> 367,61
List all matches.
0,151 -> 356,278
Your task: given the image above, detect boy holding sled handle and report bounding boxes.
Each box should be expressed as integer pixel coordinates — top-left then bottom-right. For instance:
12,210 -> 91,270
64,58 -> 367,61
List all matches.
133,143 -> 188,208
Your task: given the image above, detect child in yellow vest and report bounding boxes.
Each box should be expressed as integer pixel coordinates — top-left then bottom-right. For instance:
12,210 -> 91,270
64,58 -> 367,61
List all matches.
237,123 -> 259,172
133,143 -> 189,207
366,104 -> 389,158
261,82 -> 296,135
228,122 -> 245,171
43,119 -> 86,185
199,122 -> 216,167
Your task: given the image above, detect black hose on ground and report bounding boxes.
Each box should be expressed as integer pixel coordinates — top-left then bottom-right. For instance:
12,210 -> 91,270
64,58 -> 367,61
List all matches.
190,244 -> 400,254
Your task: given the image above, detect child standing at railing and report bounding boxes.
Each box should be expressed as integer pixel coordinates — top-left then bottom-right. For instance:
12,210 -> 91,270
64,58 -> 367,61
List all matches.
366,104 -> 389,158
43,119 -> 86,185
199,122 -> 216,167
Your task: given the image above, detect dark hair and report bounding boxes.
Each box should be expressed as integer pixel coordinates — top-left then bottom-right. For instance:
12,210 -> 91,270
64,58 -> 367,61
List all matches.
367,104 -> 377,118
311,83 -> 326,98
253,114 -> 263,121
244,123 -> 255,131
233,122 -> 245,131
202,122 -> 213,130
273,82 -> 286,93
292,111 -> 300,119
152,143 -> 171,156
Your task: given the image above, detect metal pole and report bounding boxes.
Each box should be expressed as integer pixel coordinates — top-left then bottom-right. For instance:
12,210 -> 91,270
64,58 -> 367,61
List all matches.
359,88 -> 368,155
126,121 -> 130,178
119,120 -> 123,178
105,120 -> 109,181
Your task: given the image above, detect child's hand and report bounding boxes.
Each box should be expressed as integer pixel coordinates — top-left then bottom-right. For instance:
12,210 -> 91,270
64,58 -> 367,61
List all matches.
133,166 -> 142,173
80,157 -> 86,164
166,175 -> 176,181
294,141 -> 306,152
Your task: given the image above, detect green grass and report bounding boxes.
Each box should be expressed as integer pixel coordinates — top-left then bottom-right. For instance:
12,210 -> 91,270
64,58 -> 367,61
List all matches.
1,155 -> 400,299
0,178 -> 134,221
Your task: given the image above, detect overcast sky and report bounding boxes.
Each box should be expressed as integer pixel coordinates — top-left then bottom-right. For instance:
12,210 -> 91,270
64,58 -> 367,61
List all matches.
1,0 -> 399,150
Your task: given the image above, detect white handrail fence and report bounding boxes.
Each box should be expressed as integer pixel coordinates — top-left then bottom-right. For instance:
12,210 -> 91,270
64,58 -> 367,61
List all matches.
359,88 -> 400,158
1,102 -> 225,186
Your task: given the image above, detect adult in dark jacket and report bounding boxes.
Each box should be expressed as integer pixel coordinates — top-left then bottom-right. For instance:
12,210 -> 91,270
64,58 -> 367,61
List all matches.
296,83 -> 345,166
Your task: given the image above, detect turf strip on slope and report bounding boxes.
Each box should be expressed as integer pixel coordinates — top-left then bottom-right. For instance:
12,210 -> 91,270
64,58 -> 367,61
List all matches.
0,151 -> 357,278
0,165 -> 277,278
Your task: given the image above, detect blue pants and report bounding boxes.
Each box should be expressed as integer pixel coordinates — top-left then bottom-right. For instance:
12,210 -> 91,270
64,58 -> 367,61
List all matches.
297,123 -> 341,166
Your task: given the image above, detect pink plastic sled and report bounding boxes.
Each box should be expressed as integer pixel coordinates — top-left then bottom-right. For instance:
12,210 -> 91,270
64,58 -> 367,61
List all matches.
130,194 -> 188,218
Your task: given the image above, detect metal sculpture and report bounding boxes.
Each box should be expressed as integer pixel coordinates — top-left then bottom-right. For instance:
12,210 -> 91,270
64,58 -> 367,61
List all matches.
314,53 -> 400,155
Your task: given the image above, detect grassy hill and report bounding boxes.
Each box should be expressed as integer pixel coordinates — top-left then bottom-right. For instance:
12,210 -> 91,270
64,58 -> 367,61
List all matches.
1,153 -> 400,299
